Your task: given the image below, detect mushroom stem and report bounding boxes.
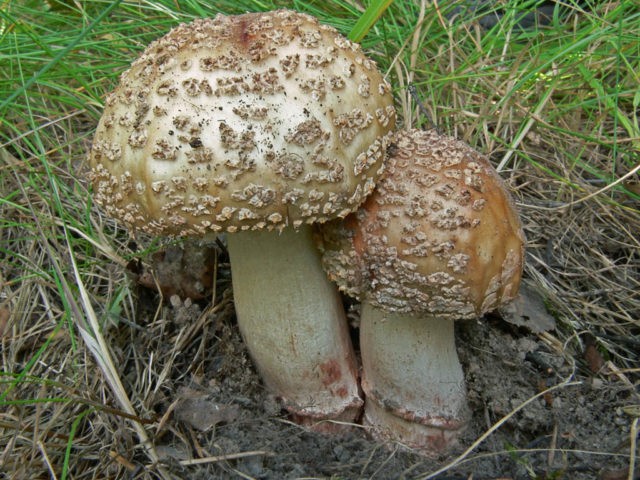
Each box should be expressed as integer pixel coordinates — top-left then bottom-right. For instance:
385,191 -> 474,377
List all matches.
226,225 -> 363,426
359,301 -> 469,453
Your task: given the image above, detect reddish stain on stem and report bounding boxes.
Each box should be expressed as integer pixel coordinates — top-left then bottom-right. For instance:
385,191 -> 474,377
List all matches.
318,359 -> 351,398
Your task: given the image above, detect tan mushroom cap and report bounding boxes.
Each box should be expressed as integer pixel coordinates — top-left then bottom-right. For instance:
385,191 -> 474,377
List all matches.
320,129 -> 525,319
88,9 -> 396,236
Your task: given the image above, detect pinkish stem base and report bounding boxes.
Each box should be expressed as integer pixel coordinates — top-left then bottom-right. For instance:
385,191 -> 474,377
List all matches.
359,301 -> 469,454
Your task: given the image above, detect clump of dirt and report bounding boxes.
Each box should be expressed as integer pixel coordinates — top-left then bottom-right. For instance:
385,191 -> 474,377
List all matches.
129,258 -> 638,479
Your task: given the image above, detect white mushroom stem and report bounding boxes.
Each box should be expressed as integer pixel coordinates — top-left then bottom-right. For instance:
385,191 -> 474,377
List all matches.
359,301 -> 469,453
226,225 -> 362,426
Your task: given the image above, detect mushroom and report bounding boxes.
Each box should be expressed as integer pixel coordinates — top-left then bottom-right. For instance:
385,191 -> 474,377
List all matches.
318,128 -> 525,451
88,10 -> 396,425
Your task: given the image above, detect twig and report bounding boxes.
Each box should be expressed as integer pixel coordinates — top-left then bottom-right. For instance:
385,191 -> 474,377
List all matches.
179,450 -> 272,466
551,161 -> 640,210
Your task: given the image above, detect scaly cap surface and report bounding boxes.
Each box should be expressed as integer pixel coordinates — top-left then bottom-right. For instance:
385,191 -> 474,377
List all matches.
320,129 -> 525,318
89,9 -> 395,236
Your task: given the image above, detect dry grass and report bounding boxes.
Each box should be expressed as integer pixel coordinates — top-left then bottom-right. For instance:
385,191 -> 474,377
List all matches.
1,0 -> 639,478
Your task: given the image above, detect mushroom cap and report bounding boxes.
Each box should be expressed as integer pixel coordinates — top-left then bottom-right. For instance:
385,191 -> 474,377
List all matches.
88,9 -> 395,236
319,129 -> 525,319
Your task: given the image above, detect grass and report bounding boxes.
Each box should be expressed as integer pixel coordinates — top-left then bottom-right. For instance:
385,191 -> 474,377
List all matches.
1,0 -> 639,478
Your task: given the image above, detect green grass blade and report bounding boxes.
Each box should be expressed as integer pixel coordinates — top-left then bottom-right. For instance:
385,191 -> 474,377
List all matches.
348,0 -> 394,42
0,0 -> 122,113
61,408 -> 93,480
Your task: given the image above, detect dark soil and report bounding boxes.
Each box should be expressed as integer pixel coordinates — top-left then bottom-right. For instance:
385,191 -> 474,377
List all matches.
127,250 -> 638,480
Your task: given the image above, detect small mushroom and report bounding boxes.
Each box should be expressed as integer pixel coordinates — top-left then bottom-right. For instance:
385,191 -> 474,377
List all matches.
318,129 -> 525,452
88,10 -> 395,425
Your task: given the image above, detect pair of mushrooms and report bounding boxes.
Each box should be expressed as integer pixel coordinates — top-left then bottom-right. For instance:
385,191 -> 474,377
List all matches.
89,9 -> 524,454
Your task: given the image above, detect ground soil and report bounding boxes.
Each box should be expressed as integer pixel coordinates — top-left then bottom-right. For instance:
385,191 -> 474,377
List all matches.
124,248 -> 638,480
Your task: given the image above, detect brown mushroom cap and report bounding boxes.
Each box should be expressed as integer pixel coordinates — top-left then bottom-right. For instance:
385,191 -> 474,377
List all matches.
319,129 -> 525,319
88,10 -> 395,236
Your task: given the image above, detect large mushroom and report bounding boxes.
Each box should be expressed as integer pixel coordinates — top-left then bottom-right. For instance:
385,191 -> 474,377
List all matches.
318,128 -> 525,451
88,10 -> 395,425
